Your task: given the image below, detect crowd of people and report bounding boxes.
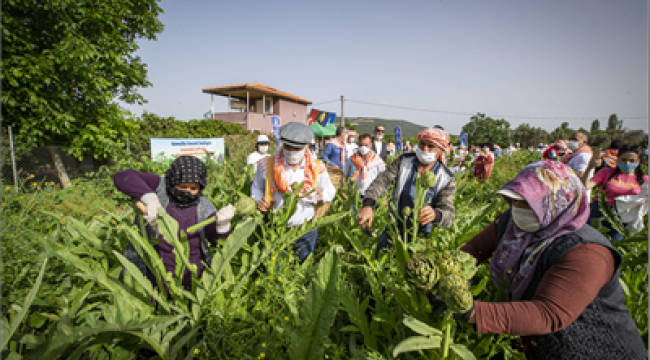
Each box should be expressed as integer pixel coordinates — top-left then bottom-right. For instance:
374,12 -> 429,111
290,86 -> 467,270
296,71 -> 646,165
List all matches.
113,122 -> 647,360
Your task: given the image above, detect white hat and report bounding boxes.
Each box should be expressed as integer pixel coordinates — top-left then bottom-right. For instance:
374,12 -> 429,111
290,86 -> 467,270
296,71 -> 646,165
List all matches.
496,189 -> 524,200
257,135 -> 270,143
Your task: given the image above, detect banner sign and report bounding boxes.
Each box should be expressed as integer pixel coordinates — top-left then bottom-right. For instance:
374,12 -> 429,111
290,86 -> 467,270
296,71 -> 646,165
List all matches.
460,132 -> 468,147
150,138 -> 225,165
394,126 -> 402,152
271,116 -> 282,151
308,108 -> 337,127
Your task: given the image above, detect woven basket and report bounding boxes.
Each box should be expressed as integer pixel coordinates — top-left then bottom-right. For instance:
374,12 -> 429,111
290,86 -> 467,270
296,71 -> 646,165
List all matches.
314,164 -> 345,220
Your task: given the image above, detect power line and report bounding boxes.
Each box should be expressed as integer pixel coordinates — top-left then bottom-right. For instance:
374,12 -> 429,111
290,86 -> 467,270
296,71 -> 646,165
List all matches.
321,98 -> 649,122
310,99 -> 340,106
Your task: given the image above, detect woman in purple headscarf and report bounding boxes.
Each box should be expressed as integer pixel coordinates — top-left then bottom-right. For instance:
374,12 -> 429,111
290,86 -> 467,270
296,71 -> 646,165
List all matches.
458,160 -> 645,360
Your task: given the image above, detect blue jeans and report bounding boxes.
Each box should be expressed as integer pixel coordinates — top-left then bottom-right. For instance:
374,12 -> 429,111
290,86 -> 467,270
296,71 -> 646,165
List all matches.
588,201 -> 623,241
293,229 -> 318,263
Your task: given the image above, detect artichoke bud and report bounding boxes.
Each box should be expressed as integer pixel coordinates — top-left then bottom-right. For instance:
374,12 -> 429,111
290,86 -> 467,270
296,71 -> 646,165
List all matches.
444,286 -> 474,313
235,196 -> 257,216
420,171 -> 438,189
436,254 -> 462,277
449,250 -> 478,280
405,253 -> 440,291
402,206 -> 412,218
436,274 -> 466,293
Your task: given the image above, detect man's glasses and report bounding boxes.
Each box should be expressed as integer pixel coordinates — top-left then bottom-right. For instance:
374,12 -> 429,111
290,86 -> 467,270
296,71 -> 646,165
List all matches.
375,129 -> 385,133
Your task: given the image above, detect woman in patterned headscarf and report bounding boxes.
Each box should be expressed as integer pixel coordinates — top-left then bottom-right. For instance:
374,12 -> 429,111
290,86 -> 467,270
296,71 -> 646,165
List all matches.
455,160 -> 645,360
114,156 -> 235,291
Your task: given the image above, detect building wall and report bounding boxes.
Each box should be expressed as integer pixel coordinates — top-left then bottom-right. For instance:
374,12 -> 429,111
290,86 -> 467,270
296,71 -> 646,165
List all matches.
212,99 -> 308,133
275,99 -> 308,126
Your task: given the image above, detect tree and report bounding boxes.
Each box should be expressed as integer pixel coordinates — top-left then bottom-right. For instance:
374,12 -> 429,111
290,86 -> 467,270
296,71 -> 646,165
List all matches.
607,114 -> 619,130
511,123 -> 551,149
590,119 -> 600,133
2,1 -> 164,187
461,113 -> 511,146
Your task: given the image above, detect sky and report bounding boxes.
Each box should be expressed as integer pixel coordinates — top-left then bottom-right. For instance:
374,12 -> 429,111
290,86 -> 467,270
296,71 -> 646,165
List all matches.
123,0 -> 649,135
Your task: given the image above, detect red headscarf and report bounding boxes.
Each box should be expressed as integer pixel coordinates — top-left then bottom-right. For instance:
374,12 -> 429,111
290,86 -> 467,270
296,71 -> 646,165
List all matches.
416,128 -> 451,153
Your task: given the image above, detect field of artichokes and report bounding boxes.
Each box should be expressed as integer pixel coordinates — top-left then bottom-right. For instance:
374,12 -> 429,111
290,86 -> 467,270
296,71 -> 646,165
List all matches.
2,151 -> 647,360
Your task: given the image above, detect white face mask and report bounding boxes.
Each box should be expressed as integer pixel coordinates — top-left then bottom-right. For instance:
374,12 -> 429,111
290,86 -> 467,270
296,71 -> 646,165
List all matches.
567,140 -> 579,151
358,146 -> 370,156
375,134 -> 383,140
258,145 -> 269,154
415,147 -> 439,164
348,138 -> 356,144
284,148 -> 305,165
512,206 -> 541,233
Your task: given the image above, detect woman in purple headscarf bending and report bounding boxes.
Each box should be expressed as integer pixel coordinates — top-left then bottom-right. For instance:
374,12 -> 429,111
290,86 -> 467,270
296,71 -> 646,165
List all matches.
458,160 -> 645,360
114,156 -> 235,292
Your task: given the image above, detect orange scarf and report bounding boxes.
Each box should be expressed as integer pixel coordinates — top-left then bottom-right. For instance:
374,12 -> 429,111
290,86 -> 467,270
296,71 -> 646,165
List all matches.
350,151 -> 384,181
257,149 -> 325,196
601,149 -> 618,167
561,146 -> 593,164
329,138 -> 346,167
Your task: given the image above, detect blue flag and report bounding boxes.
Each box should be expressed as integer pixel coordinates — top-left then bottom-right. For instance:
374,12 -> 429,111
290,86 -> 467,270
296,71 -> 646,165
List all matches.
324,112 -> 337,127
460,132 -> 468,148
271,116 -> 282,151
394,126 -> 402,152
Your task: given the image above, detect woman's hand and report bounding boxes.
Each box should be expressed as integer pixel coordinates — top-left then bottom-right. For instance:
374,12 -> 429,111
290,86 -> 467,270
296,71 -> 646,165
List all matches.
216,204 -> 235,233
418,206 -> 436,225
258,197 -> 271,212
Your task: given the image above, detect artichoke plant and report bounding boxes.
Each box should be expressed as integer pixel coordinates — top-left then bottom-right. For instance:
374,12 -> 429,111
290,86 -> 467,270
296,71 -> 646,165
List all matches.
401,206 -> 412,219
444,285 -> 474,313
405,253 -> 440,291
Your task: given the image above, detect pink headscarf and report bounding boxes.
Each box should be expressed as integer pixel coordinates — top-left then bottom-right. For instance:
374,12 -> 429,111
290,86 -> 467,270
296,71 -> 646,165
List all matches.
417,128 -> 451,153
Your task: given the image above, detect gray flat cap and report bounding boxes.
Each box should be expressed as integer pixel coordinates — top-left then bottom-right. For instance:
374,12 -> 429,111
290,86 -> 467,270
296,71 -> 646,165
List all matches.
279,122 -> 313,148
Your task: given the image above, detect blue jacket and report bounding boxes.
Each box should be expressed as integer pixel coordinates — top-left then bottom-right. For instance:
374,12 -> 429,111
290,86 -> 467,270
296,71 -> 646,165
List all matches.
322,143 -> 346,169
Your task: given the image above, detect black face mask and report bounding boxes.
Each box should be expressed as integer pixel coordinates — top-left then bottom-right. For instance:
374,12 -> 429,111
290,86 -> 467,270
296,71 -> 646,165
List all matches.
310,145 -> 316,151
167,186 -> 202,208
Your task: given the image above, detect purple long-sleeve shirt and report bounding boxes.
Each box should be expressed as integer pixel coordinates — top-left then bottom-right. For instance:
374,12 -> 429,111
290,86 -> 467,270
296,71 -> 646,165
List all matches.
114,169 -> 230,290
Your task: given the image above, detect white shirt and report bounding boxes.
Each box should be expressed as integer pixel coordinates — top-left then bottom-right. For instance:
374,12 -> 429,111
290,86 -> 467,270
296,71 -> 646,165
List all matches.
247,151 -> 269,166
566,152 -> 592,172
374,140 -> 383,156
345,143 -> 358,160
251,157 -> 336,227
344,156 -> 386,196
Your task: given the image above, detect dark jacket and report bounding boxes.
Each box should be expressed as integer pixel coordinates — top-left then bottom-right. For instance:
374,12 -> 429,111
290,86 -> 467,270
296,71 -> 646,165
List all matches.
495,209 -> 646,360
363,153 -> 456,229
372,140 -> 389,162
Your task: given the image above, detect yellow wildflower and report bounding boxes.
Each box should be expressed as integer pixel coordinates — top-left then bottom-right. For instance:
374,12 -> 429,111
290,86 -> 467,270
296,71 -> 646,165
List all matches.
284,316 -> 289,321
194,349 -> 200,355
278,277 -> 282,283
255,281 -> 259,286
5,186 -> 9,190
1,204 -> 5,207
262,343 -> 266,348
269,319 -> 274,324
18,197 -> 23,200
29,174 -> 34,178
259,353 -> 265,359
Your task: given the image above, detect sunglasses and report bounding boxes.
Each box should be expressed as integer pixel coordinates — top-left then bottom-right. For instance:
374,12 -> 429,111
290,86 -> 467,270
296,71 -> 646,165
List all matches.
375,129 -> 385,133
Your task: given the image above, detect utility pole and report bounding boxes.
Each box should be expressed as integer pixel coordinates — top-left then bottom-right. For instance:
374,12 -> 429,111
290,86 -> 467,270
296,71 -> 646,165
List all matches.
341,95 -> 345,127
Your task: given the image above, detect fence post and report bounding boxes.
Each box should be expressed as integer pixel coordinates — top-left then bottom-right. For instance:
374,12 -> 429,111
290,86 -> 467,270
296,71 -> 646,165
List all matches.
126,135 -> 130,152
8,126 -> 18,191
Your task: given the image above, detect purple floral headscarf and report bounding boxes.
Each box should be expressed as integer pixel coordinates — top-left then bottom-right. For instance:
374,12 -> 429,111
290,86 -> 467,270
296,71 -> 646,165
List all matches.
489,160 -> 589,300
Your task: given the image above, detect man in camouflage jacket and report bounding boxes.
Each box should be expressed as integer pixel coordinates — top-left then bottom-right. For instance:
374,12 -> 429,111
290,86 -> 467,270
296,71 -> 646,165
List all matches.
358,128 -> 456,254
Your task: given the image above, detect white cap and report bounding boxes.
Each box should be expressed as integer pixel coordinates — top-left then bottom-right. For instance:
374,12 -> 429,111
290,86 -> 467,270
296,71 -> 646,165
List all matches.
496,189 -> 524,200
257,135 -> 270,143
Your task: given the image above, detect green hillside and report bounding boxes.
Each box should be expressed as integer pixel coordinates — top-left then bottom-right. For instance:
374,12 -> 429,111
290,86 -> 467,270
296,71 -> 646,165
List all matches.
335,117 -> 428,138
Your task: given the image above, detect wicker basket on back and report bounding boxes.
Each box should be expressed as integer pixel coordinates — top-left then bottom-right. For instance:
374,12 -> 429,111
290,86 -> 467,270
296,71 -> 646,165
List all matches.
314,163 -> 345,220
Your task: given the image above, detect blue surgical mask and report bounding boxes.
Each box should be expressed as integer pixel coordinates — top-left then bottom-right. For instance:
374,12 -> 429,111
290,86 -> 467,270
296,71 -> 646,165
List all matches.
617,161 -> 639,173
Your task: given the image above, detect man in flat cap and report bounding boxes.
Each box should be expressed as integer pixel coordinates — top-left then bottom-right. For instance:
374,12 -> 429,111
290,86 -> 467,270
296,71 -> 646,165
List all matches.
251,122 -> 336,263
